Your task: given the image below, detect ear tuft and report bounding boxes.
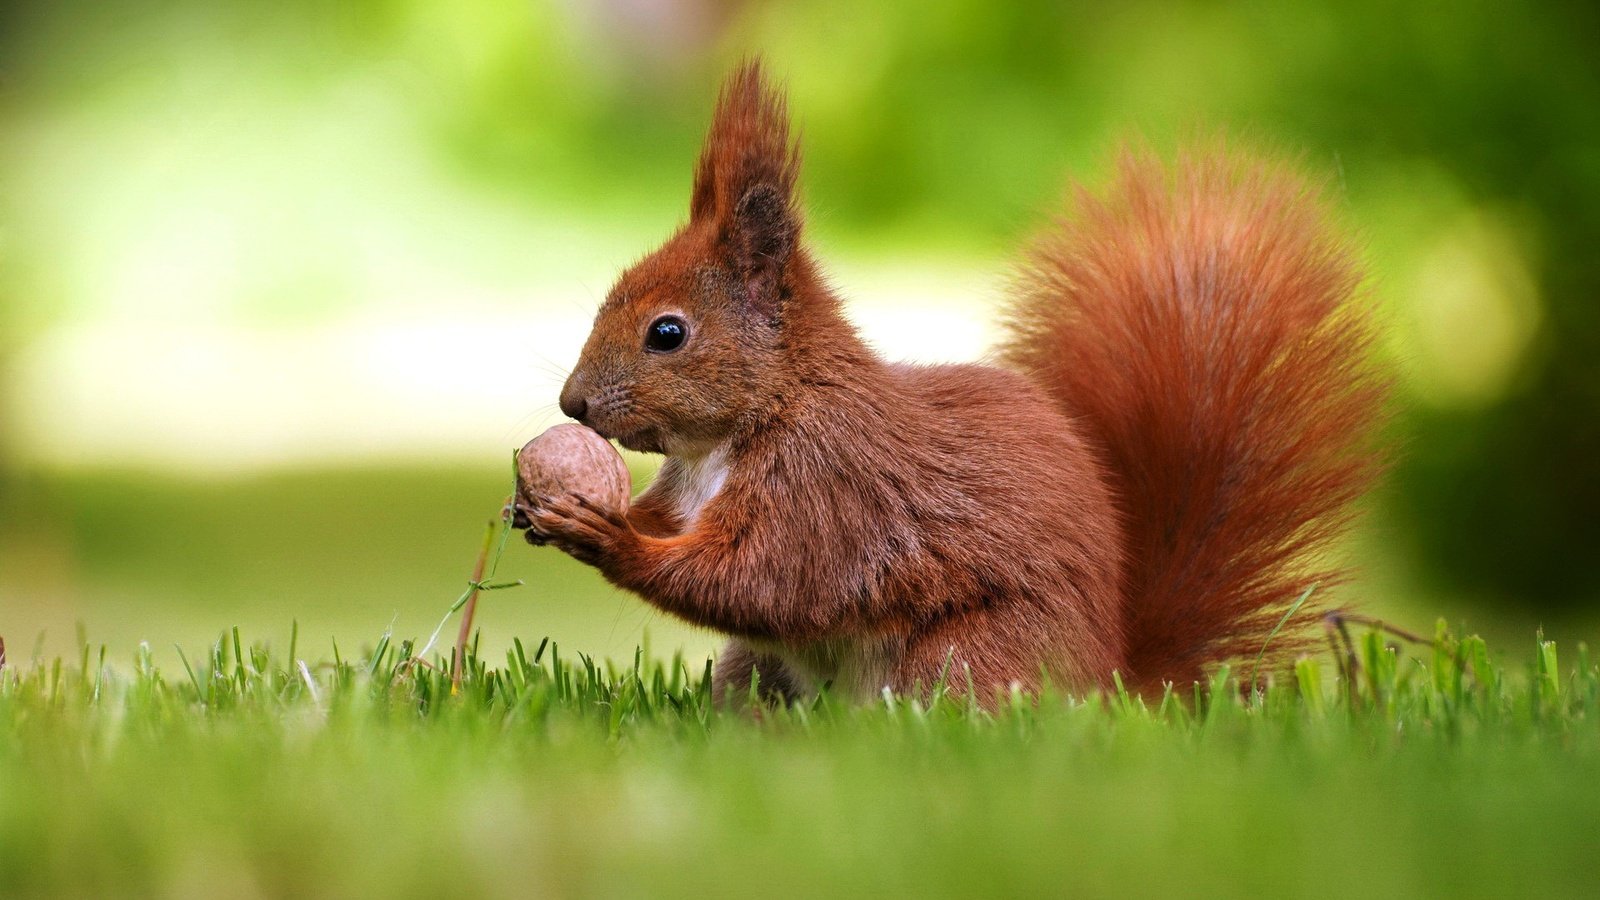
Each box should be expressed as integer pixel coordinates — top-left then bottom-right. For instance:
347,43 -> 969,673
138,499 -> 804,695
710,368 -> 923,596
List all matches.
689,57 -> 801,232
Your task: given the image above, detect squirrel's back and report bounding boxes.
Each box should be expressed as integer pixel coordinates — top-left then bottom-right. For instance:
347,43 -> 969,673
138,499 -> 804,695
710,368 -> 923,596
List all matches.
1001,145 -> 1388,689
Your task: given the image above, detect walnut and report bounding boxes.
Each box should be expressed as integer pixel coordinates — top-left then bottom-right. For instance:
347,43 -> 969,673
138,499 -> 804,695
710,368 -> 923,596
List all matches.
515,424 -> 631,514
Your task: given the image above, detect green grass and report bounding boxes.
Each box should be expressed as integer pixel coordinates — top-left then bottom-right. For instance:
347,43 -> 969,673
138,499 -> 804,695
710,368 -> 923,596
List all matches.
2,621 -> 1597,899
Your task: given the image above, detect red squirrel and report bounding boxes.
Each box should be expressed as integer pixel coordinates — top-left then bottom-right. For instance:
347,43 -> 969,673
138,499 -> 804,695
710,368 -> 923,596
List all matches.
516,59 -> 1386,703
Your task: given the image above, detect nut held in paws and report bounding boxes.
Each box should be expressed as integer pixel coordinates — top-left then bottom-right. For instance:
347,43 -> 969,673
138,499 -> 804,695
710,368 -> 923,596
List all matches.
516,424 -> 632,514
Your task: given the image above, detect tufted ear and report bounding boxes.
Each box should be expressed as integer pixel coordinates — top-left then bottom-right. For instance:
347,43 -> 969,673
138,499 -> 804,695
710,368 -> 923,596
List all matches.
689,58 -> 802,320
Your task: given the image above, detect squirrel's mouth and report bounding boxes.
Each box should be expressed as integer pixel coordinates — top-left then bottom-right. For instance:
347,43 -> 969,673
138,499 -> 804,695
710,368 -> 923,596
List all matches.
612,428 -> 665,455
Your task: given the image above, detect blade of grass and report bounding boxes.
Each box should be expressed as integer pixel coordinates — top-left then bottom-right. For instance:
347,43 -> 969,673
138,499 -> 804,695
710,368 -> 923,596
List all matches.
1250,584 -> 1317,696
451,496 -> 521,691
174,644 -> 204,702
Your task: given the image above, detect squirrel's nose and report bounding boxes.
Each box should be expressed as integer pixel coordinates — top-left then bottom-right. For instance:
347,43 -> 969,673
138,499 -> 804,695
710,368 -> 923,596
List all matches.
559,392 -> 588,422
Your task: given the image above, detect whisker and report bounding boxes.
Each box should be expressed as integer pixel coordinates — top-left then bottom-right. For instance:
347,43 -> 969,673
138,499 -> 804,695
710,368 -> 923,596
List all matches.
526,349 -> 572,382
567,280 -> 605,316
502,404 -> 564,443
524,362 -> 570,385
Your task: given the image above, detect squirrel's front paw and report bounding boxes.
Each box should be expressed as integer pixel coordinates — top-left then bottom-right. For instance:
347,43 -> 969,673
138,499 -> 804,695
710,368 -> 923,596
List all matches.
519,493 -> 634,566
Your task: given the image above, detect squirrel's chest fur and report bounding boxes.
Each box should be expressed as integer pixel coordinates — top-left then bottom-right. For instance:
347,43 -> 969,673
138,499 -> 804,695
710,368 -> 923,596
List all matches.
666,446 -> 731,526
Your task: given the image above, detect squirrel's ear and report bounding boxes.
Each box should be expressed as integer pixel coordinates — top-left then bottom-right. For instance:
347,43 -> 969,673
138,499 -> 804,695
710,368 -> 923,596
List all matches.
690,59 -> 802,319
728,182 -> 796,320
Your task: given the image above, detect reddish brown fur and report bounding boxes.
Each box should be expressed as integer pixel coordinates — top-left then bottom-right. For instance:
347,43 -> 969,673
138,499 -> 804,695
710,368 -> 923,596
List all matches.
520,60 -> 1386,702
1000,147 -> 1387,688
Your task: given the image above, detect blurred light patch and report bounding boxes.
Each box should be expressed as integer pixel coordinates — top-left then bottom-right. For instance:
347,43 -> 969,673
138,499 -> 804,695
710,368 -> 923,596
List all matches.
10,262 -> 999,471
1406,211 -> 1542,409
12,311 -> 585,471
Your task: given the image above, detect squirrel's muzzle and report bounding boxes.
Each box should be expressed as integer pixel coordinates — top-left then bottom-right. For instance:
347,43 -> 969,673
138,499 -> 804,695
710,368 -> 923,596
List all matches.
558,384 -> 589,423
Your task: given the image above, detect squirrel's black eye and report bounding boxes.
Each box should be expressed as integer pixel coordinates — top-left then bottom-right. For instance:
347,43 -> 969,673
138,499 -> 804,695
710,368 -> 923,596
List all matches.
645,315 -> 688,353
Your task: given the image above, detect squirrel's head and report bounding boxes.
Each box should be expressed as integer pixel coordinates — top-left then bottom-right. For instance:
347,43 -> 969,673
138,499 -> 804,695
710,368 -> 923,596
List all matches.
559,59 -> 808,457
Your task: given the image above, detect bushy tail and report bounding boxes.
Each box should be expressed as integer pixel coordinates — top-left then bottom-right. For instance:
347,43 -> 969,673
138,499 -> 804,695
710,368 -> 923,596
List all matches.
1000,144 -> 1388,687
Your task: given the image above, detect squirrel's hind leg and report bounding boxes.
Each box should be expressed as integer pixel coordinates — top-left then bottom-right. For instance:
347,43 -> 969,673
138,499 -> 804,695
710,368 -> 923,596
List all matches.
711,640 -> 805,706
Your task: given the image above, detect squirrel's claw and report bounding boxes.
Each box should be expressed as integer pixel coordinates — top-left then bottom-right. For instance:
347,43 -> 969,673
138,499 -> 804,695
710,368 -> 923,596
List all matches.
523,493 -> 633,568
509,499 -> 550,544
568,492 -> 631,530
509,499 -> 533,530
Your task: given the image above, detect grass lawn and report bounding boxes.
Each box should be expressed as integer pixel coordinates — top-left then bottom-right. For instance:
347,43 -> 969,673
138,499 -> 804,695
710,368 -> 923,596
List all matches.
1,618 -> 1596,899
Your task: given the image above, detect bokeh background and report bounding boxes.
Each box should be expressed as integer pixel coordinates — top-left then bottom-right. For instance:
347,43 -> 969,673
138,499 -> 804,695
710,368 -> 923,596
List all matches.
2,0 -> 1596,667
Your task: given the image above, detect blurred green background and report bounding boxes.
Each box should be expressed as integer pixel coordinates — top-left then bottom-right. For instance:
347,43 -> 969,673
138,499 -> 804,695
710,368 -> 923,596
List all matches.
1,0 -> 1597,666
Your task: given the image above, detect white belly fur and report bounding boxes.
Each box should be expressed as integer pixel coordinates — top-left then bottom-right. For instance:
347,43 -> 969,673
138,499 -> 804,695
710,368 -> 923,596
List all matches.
751,635 -> 909,702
